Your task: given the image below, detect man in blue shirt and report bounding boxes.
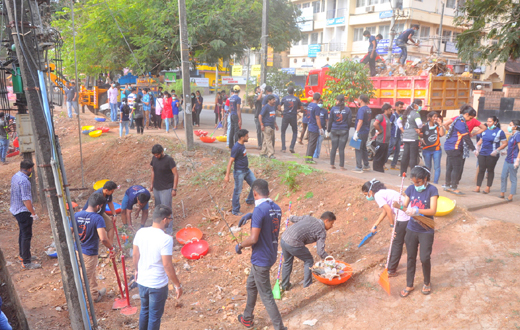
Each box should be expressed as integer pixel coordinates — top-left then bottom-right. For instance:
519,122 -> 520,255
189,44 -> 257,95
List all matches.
225,129 -> 256,216
262,86 -> 281,149
353,94 -> 372,173
361,30 -> 377,77
313,101 -> 329,159
388,101 -> 405,169
82,180 -> 118,246
305,93 -> 323,164
228,85 -> 242,149
280,87 -> 302,153
142,88 -> 151,129
259,95 -> 279,159
121,185 -> 151,230
235,179 -> 286,330
396,24 -> 420,65
72,193 -> 115,303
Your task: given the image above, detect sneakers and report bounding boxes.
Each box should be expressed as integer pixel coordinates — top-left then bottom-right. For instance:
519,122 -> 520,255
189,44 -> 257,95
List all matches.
390,166 -> 399,170
269,155 -> 276,159
352,168 -> 363,174
362,166 -> 371,171
22,262 -> 41,270
289,149 -> 295,154
281,282 -> 293,293
95,288 -> 107,303
232,211 -> 244,216
238,314 -> 254,328
18,256 -> 37,263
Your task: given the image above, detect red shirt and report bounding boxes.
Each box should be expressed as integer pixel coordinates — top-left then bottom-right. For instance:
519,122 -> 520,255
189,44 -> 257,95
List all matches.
451,116 -> 481,133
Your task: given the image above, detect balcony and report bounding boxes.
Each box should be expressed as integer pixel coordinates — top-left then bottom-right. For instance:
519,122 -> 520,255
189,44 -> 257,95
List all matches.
326,8 -> 348,19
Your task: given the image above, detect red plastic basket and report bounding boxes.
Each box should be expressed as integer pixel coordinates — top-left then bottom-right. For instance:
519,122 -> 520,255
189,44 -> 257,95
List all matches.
194,130 -> 208,136
176,225 -> 203,245
312,261 -> 353,286
181,239 -> 209,260
200,136 -> 216,143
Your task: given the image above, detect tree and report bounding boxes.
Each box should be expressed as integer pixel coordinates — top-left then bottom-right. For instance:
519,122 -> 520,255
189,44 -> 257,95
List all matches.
455,0 -> 520,64
322,59 -> 375,109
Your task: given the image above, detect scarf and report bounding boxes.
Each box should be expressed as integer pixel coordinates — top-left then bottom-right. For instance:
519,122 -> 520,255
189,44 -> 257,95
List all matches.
447,115 -> 471,158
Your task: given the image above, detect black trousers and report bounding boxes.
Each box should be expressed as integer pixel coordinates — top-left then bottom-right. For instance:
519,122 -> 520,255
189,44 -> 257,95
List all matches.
15,212 -> 33,264
445,149 -> 463,189
405,228 -> 434,288
228,113 -> 239,148
477,154 -> 500,188
401,141 -> 419,177
361,52 -> 376,77
299,123 -> 308,142
154,114 -> 162,128
373,142 -> 389,173
387,220 -> 408,272
135,118 -> 144,134
330,129 -> 349,167
306,131 -> 320,160
254,117 -> 263,147
281,116 -> 298,151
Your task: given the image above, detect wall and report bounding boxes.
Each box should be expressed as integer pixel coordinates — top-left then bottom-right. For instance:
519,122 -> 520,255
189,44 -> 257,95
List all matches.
0,248 -> 30,330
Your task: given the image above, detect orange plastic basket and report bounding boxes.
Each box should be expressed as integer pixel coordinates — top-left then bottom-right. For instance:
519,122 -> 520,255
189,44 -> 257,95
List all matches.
312,261 -> 353,286
200,136 -> 216,143
176,225 -> 203,245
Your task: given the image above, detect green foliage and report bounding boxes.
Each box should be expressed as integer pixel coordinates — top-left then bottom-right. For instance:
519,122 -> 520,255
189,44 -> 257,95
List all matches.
279,160 -> 316,192
265,67 -> 304,98
190,161 -> 227,186
304,191 -> 314,199
322,59 -> 375,108
454,0 -> 520,64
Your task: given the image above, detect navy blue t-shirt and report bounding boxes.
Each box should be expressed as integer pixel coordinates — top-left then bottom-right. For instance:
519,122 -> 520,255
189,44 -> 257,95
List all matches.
230,142 -> 248,171
262,94 -> 280,109
318,106 -> 328,129
390,113 -> 398,137
124,185 -> 150,210
302,104 -> 311,124
228,94 -> 241,114
356,106 -> 372,135
367,35 -> 377,52
480,128 -> 506,157
281,95 -> 301,117
82,188 -> 112,214
250,200 -> 282,267
330,106 -> 351,131
397,28 -> 415,42
260,104 -> 277,128
405,183 -> 438,234
506,132 -> 520,164
72,210 -> 106,256
307,103 -> 321,133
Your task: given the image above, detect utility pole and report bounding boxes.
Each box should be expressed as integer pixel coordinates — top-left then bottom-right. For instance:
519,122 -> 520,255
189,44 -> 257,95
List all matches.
178,0 -> 193,150
437,1 -> 445,56
260,0 -> 269,85
5,1 -> 86,329
387,0 -> 397,63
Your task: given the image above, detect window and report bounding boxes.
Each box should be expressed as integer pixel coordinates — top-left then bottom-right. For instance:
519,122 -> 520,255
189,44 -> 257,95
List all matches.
367,0 -> 378,4
452,32 -> 460,42
380,0 -> 390,3
309,74 -> 319,86
446,0 -> 456,8
302,34 -> 309,45
302,2 -> 310,8
310,32 -> 319,44
419,27 -> 430,40
354,28 -> 364,42
442,30 -> 452,43
292,38 -> 300,46
379,25 -> 390,39
356,0 -> 365,7
366,26 -> 376,35
296,3 -> 301,9
312,1 -> 321,13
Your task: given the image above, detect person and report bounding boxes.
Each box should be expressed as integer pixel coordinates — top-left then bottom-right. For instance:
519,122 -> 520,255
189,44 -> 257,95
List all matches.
108,83 -> 119,122
235,179 -> 286,330
280,211 -> 335,291
131,94 -> 145,135
475,116 -> 507,193
327,94 -> 351,170
305,93 -> 322,164
162,92 -> 173,133
64,82 -> 78,118
194,90 -> 203,127
444,105 -> 476,195
214,90 -> 223,128
280,87 -> 301,154
361,30 -> 377,77
225,129 -> 256,216
123,85 -> 132,100
0,112 -> 9,164
10,160 -> 40,269
120,185 -> 151,230
128,87 -> 137,128
221,90 -> 229,138
500,120 -> 520,201
119,98 -> 131,137
150,144 -> 178,234
228,85 -> 242,148
372,103 -> 393,173
362,179 -> 410,277
262,86 -> 281,149
388,101 -> 405,169
259,95 -> 279,159
298,98 -> 312,145
72,193 -> 115,303
81,180 -> 118,245
394,166 -> 438,297
172,94 -> 180,129
395,24 -> 419,65
398,99 -> 423,177
313,101 -> 328,160
142,88 -> 151,129
352,94 -> 372,173
133,205 -> 182,330
420,112 -> 446,184
253,87 -> 264,149
0,296 -> 12,330
154,92 -> 163,129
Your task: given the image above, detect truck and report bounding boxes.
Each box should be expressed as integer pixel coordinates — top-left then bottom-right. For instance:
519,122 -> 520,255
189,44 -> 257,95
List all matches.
303,67 -> 472,117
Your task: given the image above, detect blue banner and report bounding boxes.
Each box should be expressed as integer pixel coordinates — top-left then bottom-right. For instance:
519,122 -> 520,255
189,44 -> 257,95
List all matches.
326,17 -> 346,26
376,38 -> 402,55
379,10 -> 393,19
308,44 -> 321,58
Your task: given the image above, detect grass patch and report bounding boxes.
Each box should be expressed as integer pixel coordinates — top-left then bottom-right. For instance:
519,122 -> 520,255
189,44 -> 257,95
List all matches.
190,160 -> 227,186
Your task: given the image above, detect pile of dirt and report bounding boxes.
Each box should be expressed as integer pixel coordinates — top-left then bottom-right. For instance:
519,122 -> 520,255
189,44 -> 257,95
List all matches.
378,55 -> 454,77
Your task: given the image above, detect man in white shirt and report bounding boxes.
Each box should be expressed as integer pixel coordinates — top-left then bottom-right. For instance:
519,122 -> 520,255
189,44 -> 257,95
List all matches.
107,83 -> 119,122
133,205 -> 182,329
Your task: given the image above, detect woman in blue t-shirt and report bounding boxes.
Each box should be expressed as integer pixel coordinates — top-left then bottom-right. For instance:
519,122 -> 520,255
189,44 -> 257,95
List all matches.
500,120 -> 520,201
394,166 -> 438,298
327,94 -> 352,170
474,116 -> 507,194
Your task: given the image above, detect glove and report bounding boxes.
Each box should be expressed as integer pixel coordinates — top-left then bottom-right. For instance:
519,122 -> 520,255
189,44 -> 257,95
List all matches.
31,214 -> 40,221
515,158 -> 520,169
490,150 -> 498,157
353,131 -> 359,141
319,129 -> 324,136
405,206 -> 419,216
235,244 -> 242,254
238,213 -> 252,227
325,131 -> 330,138
473,150 -> 479,157
501,150 -> 507,156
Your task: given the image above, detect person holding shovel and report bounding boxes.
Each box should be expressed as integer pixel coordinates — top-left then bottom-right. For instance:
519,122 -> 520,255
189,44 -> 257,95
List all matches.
361,179 -> 410,277
280,211 -> 336,291
234,179 -> 286,330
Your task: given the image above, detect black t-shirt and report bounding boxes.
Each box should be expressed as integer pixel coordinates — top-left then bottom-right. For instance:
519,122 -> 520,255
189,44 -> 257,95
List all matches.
230,142 -> 248,171
281,95 -> 301,117
150,154 -> 176,190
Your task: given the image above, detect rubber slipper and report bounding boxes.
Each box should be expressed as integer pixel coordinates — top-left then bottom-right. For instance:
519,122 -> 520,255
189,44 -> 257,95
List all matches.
422,284 -> 431,295
482,190 -> 489,194
448,190 -> 464,195
400,288 -> 414,298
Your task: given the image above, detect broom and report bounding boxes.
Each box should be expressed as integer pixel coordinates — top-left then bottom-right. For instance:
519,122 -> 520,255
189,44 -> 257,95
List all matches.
273,202 -> 292,300
379,173 -> 406,295
391,201 -> 436,229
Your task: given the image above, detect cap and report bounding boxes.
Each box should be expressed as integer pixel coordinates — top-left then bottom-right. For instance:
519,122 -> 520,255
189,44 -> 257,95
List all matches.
307,97 -> 313,103
233,85 -> 241,92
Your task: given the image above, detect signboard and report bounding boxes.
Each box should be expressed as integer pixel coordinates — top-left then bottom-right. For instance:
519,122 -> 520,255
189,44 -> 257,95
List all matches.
251,65 -> 261,76
267,47 -> 274,67
379,10 -> 393,19
281,68 -> 296,75
326,17 -> 345,26
16,114 -> 35,153
445,41 -> 459,54
308,44 -> 321,58
232,65 -> 243,76
222,76 -> 255,85
295,68 -> 313,76
298,20 -> 314,32
375,38 -> 402,55
190,78 -> 209,87
164,72 -> 176,82
298,7 -> 314,32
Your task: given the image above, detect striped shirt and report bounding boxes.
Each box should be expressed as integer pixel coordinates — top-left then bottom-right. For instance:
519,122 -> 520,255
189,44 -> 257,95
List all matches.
282,215 -> 328,259
10,171 -> 32,215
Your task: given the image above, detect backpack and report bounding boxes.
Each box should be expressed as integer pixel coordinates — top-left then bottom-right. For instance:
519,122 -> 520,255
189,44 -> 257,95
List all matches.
133,103 -> 144,119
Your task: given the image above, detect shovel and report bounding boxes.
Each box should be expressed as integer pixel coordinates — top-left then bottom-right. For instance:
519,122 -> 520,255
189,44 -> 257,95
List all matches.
273,202 -> 292,300
209,121 -> 223,137
358,231 -> 376,248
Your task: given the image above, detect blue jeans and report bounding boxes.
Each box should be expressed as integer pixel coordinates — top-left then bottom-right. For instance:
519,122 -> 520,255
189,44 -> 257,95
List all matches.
165,117 -> 170,132
0,138 -> 8,162
232,169 -> 256,214
119,121 -> 130,137
313,134 -> 324,159
0,311 -> 12,330
226,114 -> 232,147
66,101 -> 78,118
138,284 -> 168,330
501,162 -> 518,195
110,103 -> 118,122
422,148 -> 442,184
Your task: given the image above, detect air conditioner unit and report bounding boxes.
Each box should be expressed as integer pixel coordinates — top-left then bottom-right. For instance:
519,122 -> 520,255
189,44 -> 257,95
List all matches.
365,6 -> 375,13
